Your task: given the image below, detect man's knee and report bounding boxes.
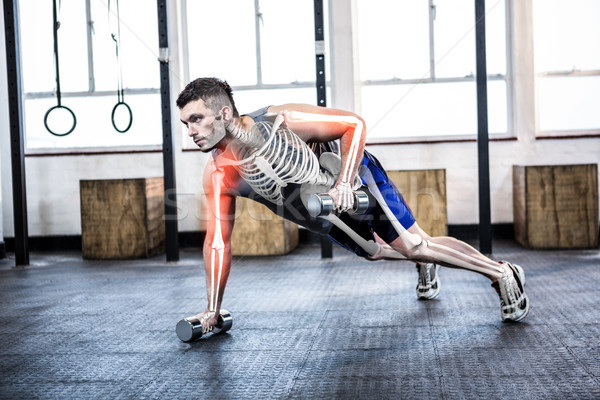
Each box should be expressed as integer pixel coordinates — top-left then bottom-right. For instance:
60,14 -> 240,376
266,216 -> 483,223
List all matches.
390,232 -> 428,259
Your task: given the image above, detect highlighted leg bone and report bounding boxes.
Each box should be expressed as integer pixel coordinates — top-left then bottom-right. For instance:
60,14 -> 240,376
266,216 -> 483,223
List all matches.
360,167 -> 505,279
322,214 -> 407,260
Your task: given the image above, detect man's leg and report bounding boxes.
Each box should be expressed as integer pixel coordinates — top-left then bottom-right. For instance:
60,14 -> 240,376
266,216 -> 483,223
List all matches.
387,224 -> 529,321
360,164 -> 505,279
361,165 -> 529,321
370,232 -> 440,300
321,204 -> 442,300
391,224 -> 503,280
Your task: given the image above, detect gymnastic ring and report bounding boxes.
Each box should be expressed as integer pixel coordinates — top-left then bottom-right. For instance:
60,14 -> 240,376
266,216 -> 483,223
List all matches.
43,105 -> 77,137
111,101 -> 133,133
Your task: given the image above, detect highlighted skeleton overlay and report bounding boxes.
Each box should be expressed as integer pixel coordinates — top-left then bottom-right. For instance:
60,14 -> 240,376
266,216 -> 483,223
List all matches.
206,110 -> 508,329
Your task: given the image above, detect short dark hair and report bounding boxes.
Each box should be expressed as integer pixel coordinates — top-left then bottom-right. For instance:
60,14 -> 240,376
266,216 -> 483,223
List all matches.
176,77 -> 239,117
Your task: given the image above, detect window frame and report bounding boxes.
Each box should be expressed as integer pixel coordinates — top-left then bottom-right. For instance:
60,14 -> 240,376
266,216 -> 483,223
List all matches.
21,0 -> 161,155
358,0 -> 514,144
181,0 -> 320,92
531,0 -> 600,139
535,69 -> 600,139
180,0 -> 325,151
25,0 -> 598,155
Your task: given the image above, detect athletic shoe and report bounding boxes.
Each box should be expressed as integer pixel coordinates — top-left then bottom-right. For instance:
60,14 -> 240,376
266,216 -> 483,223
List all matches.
492,262 -> 530,322
416,263 -> 441,300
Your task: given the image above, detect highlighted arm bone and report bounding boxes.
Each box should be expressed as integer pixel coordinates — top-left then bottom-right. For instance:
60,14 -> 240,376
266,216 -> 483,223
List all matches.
284,111 -> 365,212
201,167 -> 232,333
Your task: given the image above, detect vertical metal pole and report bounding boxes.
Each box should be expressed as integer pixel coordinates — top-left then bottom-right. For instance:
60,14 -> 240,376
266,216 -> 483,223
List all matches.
314,0 -> 332,258
85,0 -> 96,93
4,0 -> 30,266
428,0 -> 436,79
254,0 -> 263,85
314,0 -> 326,108
157,0 -> 179,261
475,0 -> 492,254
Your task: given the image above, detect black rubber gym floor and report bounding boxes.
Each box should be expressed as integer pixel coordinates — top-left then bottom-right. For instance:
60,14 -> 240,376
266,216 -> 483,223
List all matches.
1,240 -> 598,399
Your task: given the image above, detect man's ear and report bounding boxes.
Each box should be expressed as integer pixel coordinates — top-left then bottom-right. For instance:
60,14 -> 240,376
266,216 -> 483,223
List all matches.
221,106 -> 233,122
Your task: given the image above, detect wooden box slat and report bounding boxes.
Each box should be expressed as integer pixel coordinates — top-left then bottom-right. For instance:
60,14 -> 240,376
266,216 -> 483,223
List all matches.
231,197 -> 298,256
80,178 -> 165,259
513,164 -> 599,249
387,169 -> 448,237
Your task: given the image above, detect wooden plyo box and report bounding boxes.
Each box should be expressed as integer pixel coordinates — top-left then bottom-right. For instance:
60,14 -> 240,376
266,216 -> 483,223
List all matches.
80,178 -> 166,259
231,197 -> 298,256
387,169 -> 448,237
513,164 -> 599,249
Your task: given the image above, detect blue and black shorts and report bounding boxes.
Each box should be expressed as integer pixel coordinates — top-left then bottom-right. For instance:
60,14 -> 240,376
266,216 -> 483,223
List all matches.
327,150 -> 416,258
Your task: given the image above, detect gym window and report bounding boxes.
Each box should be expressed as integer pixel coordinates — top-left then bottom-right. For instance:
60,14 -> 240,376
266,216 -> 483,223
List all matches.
533,0 -> 600,137
182,0 -> 329,150
20,0 -> 162,152
357,0 -> 509,142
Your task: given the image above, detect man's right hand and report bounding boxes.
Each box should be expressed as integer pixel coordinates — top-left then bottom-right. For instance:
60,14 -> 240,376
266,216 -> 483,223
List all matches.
191,310 -> 219,334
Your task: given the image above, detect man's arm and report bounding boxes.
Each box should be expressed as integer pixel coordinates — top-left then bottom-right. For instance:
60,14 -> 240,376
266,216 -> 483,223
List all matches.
268,103 -> 367,211
198,160 -> 237,332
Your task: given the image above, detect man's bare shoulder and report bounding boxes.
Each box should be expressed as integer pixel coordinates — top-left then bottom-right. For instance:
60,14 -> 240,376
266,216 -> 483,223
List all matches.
202,154 -> 242,194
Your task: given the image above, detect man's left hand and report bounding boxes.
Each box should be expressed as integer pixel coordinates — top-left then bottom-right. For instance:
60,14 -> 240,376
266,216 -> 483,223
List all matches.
328,181 -> 354,213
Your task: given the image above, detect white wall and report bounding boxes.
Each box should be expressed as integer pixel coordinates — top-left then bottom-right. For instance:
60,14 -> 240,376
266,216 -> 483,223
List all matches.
1,0 -> 599,240
8,123 -> 599,238
330,0 -> 600,226
368,138 -> 600,225
0,0 -> 211,239
3,151 -> 213,237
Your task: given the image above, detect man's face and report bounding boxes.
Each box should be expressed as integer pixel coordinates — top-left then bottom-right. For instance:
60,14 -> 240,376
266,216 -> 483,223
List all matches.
180,99 -> 227,152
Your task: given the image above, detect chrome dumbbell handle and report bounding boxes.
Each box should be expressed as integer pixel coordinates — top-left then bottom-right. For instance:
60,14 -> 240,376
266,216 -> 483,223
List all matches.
176,310 -> 233,342
307,191 -> 370,217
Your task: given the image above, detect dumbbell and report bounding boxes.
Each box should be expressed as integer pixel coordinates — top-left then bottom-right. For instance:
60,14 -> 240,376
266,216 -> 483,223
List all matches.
176,310 -> 233,342
306,191 -> 370,217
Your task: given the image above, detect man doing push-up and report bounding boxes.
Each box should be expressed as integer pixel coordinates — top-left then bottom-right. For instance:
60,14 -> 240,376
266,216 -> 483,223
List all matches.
175,77 -> 529,338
